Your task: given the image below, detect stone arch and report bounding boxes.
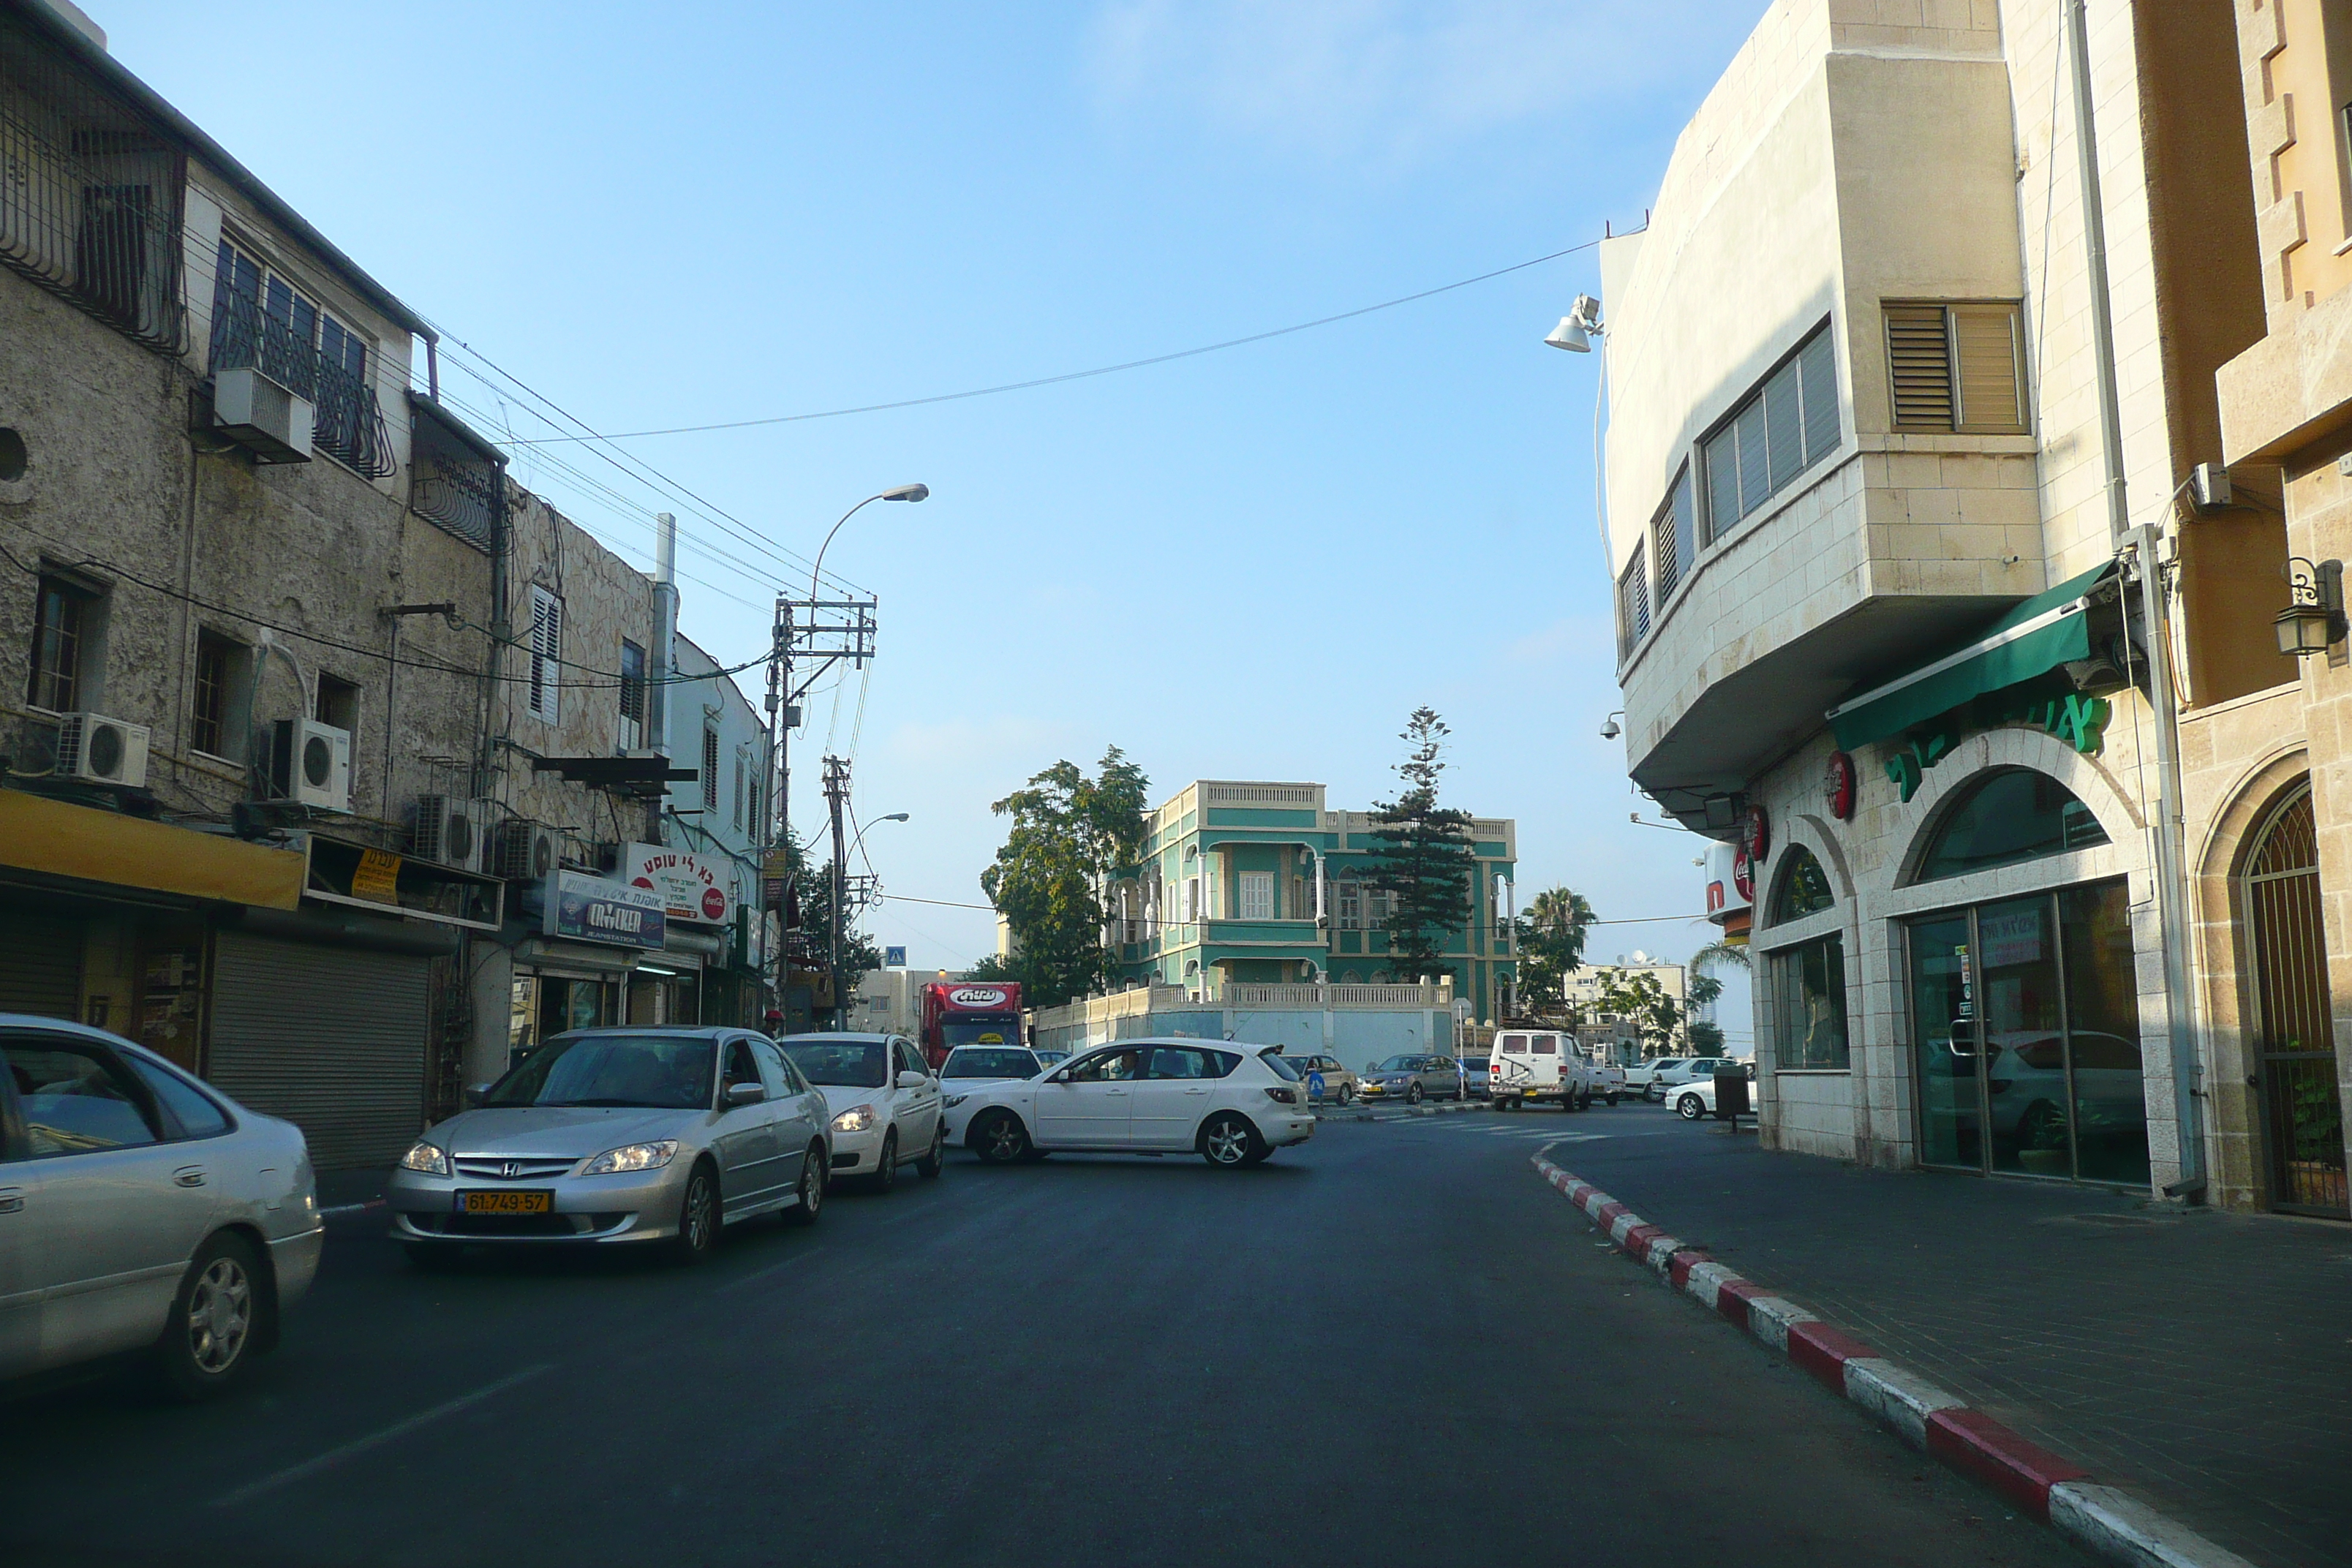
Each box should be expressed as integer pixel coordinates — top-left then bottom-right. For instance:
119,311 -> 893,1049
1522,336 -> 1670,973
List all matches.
1891,724 -> 2148,891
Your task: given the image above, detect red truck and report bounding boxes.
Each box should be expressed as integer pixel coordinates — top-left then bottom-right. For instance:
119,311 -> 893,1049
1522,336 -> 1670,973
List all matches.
918,980 -> 1025,1069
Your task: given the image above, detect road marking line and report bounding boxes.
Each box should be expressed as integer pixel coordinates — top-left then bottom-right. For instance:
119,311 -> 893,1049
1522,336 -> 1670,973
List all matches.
214,1363 -> 554,1507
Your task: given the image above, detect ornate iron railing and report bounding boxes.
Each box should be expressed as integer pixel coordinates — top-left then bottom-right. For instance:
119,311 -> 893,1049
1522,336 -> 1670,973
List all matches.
207,287 -> 394,478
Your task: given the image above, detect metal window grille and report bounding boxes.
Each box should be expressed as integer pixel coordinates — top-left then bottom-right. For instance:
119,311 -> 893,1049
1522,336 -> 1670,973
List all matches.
702,726 -> 720,810
2243,785 -> 2348,1215
0,13 -> 186,353
207,244 -> 393,478
410,402 -> 500,551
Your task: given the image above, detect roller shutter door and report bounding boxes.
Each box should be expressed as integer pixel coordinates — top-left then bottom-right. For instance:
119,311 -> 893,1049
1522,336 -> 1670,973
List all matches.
208,930 -> 429,1170
0,909 -> 80,1019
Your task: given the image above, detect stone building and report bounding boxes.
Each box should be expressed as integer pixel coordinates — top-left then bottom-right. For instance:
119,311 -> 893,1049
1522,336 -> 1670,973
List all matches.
0,1 -> 764,1166
1597,0 -> 2302,1202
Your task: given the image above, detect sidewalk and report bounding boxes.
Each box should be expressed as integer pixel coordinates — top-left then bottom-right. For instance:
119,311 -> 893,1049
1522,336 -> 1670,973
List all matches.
1552,1127 -> 2351,1568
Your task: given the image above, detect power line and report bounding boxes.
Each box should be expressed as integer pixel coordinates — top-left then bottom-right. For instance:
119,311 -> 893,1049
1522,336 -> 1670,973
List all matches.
500,236 -> 1607,446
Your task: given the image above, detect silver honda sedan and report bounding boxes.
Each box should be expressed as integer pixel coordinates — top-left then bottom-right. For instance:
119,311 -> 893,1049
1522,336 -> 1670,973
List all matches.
1,1014 -> 323,1400
388,1028 -> 831,1265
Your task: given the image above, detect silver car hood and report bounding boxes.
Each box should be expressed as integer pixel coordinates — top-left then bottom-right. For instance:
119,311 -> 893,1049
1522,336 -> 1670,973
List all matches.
435,1105 -> 704,1155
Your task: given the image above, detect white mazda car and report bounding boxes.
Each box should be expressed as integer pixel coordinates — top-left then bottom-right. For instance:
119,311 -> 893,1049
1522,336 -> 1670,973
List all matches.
953,1039 -> 1314,1168
938,1044 -> 1044,1145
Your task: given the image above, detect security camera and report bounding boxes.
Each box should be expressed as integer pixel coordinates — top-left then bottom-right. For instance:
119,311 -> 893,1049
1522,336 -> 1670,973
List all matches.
1600,717 -> 1621,739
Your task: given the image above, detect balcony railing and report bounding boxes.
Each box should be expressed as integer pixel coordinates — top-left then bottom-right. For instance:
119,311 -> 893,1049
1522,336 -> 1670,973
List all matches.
208,290 -> 395,478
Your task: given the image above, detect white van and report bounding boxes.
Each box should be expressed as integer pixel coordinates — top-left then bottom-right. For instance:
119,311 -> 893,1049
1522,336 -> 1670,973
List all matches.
1490,1028 -> 1606,1110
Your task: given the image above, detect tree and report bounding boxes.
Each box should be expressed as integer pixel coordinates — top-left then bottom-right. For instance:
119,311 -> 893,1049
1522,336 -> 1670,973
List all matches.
1686,1018 -> 1727,1053
1366,708 -> 1477,980
980,747 -> 1150,1009
1591,970 -> 1684,1057
1512,886 -> 1596,1019
776,826 -> 880,1006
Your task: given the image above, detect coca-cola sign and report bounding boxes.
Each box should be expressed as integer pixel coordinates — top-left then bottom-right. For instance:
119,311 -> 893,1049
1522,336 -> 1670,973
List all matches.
624,842 -> 734,926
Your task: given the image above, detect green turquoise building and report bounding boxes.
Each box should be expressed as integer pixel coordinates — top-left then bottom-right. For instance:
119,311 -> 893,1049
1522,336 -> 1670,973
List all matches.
1106,780 -> 1519,1023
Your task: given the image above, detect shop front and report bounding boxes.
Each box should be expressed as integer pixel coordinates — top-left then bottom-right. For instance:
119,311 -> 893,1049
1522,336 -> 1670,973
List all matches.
509,869 -> 666,1066
1898,769 -> 2152,1187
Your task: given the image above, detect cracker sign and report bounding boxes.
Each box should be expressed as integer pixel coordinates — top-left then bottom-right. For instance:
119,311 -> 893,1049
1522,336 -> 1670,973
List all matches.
623,842 -> 734,926
946,985 -> 1009,1009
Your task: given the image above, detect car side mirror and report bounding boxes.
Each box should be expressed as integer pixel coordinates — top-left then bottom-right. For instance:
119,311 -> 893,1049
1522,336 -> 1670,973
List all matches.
463,1082 -> 491,1108
896,1070 -> 927,1089
724,1081 -> 766,1107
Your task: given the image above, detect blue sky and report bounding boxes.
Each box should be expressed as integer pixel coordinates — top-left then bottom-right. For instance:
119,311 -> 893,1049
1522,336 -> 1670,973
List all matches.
97,0 -> 1765,1036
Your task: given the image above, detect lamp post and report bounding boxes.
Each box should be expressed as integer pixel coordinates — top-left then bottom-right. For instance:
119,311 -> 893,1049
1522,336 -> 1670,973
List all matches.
2277,557 -> 2347,658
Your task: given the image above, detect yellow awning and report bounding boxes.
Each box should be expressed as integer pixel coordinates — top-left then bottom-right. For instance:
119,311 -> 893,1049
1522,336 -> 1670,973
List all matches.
0,790 -> 304,910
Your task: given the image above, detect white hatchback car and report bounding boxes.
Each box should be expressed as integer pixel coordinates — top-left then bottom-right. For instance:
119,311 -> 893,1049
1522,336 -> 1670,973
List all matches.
938,1044 -> 1044,1145
954,1039 -> 1314,1168
780,1033 -> 945,1192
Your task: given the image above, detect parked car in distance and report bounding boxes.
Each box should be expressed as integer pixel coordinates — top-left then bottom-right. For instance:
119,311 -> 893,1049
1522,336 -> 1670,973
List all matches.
955,1040 -> 1315,1168
1358,1055 -> 1463,1104
1642,1058 -> 1725,1102
1280,1052 -> 1360,1105
1624,1058 -> 1684,1095
391,1028 -> 830,1265
1458,1054 -> 1491,1098
940,1044 -> 1044,1146
2,1016 -> 323,1399
1668,1060 -> 1757,1120
782,1033 -> 946,1193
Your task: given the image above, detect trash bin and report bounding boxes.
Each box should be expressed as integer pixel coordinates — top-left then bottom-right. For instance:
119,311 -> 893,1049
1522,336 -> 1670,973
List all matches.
1713,1065 -> 1750,1119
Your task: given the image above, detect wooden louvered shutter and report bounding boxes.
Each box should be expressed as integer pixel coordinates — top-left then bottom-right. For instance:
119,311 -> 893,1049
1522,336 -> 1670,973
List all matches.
1953,303 -> 2026,433
1886,305 -> 1954,430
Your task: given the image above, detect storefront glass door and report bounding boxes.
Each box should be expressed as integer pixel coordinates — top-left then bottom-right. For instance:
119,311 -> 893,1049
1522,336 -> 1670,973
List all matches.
1905,879 -> 2149,1184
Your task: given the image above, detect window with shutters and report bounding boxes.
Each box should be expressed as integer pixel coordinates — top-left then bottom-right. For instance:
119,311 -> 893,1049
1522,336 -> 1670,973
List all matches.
1884,301 -> 2027,434
527,586 -> 562,723
1240,872 -> 1275,921
1697,321 -> 1840,541
702,725 -> 720,810
1616,541 -> 1650,660
617,640 -> 645,753
1650,464 -> 1695,604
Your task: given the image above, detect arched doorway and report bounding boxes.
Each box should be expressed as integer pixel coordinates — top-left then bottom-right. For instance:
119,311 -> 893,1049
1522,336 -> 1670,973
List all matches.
2243,785 -> 2348,1217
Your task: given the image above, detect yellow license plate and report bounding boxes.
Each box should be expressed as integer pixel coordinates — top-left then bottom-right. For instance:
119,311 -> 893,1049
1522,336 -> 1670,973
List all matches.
459,1189 -> 552,1215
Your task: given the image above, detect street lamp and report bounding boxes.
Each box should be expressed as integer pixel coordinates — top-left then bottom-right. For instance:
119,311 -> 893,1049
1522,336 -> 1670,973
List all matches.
1545,293 -> 1605,353
810,483 -> 929,603
2276,557 -> 2346,658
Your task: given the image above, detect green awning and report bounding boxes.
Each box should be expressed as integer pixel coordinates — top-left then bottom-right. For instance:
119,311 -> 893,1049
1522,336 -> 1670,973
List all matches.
1825,560 -> 2120,751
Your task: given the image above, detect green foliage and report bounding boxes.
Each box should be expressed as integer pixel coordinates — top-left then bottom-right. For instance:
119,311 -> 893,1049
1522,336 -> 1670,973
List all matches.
1591,970 -> 1684,1055
777,826 -> 881,996
1686,1018 -> 1726,1054
1367,708 -> 1477,979
961,953 -> 1017,984
979,747 -> 1150,1010
1512,886 -> 1595,1019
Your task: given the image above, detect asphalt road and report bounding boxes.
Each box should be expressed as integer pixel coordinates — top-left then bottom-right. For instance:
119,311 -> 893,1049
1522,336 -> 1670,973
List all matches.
2,1103 -> 2084,1567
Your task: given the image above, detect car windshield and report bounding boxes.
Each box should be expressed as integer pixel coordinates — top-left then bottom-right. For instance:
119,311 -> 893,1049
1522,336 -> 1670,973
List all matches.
943,1049 -> 1038,1079
781,1039 -> 888,1089
940,1019 -> 1019,1051
486,1033 -> 715,1109
1374,1055 -> 1428,1073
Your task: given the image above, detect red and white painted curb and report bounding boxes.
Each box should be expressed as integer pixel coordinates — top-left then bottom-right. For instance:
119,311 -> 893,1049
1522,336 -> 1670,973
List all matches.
1532,1151 -> 2257,1568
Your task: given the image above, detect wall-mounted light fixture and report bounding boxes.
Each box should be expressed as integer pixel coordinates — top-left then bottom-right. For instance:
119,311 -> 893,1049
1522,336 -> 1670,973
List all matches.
1545,293 -> 1605,353
2275,557 -> 2347,658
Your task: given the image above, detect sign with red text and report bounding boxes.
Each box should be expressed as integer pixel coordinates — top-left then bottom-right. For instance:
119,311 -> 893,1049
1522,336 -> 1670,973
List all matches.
624,842 -> 734,926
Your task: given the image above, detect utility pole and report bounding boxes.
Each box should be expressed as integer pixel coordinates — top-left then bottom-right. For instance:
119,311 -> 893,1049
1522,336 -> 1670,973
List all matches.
823,755 -> 851,1028
760,595 -> 875,1028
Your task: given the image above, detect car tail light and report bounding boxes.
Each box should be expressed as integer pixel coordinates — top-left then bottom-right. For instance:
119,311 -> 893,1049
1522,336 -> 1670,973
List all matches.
1266,1086 -> 1298,1104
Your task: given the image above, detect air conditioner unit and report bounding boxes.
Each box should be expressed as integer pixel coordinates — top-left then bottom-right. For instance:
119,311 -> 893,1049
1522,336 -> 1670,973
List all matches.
53,712 -> 150,788
213,366 -> 314,464
491,818 -> 559,882
410,794 -> 492,872
270,718 -> 350,812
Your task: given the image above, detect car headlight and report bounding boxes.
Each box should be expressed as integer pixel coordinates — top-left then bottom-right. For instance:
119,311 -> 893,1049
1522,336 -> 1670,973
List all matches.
581,1139 -> 679,1176
399,1141 -> 450,1177
830,1104 -> 877,1134
943,1093 -> 970,1109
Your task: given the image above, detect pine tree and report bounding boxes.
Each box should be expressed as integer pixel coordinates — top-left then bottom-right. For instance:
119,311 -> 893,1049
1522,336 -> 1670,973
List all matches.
1367,708 -> 1476,980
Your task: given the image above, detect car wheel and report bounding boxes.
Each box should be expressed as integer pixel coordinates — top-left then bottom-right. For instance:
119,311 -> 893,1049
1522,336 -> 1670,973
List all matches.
1199,1112 -> 1262,1169
671,1161 -> 722,1262
1677,1093 -> 1705,1120
916,1121 -> 946,1179
1337,1084 -> 1354,1106
1607,1093 -> 1620,1107
157,1231 -> 267,1401
973,1109 -> 1031,1165
872,1130 -> 900,1193
785,1144 -> 826,1226
1406,1082 -> 1424,1105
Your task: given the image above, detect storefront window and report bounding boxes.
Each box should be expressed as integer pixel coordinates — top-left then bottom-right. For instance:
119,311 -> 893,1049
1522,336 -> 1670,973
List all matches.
1905,877 -> 2146,1183
1917,769 -> 2107,881
1771,933 -> 1847,1068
